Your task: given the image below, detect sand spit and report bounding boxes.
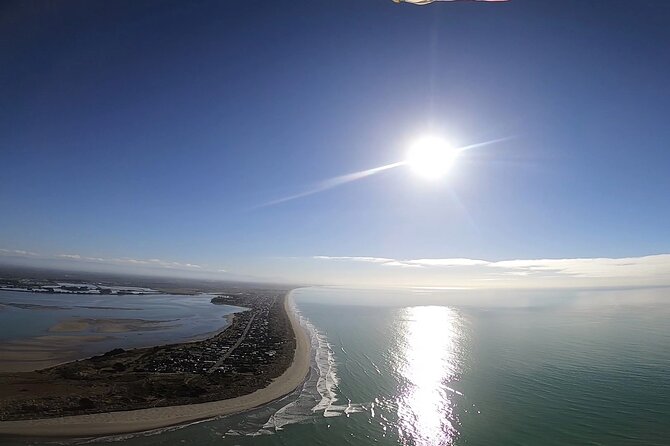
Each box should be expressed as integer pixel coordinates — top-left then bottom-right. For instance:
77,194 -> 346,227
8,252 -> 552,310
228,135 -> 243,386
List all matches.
0,291 -> 310,438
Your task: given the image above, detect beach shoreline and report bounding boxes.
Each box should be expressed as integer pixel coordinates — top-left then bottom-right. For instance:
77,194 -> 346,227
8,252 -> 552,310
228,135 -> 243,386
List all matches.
0,290 -> 311,438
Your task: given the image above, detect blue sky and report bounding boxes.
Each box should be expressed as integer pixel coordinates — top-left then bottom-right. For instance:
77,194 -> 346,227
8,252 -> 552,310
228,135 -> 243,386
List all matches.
2,1 -> 670,286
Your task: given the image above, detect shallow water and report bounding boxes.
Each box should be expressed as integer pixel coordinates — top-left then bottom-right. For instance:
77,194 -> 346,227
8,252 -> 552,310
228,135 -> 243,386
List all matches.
0,290 -> 243,362
4,287 -> 670,445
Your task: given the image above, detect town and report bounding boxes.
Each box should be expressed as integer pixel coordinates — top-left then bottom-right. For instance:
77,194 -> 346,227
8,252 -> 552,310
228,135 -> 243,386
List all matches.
140,292 -> 290,376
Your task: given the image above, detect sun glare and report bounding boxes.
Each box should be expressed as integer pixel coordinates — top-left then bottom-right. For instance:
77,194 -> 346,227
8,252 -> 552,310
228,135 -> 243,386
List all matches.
395,306 -> 463,445
406,136 -> 459,180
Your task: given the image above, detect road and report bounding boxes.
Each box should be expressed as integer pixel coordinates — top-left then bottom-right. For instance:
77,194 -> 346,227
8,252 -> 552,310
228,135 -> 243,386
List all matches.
207,312 -> 257,374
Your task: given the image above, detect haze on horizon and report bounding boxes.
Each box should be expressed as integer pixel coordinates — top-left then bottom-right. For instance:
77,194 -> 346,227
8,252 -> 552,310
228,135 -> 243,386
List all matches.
2,1 -> 670,291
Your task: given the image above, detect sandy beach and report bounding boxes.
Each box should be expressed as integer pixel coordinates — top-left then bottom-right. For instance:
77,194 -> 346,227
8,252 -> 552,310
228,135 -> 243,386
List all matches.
0,290 -> 310,438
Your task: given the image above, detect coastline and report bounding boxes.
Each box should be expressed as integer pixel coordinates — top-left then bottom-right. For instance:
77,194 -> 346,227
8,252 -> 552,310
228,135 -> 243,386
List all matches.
0,290 -> 311,438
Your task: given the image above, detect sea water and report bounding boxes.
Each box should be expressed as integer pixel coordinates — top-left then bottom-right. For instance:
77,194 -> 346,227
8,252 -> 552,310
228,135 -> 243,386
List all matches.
6,286 -> 670,446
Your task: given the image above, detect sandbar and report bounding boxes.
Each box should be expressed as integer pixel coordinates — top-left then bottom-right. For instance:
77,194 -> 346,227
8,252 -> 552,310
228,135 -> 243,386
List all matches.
49,318 -> 177,334
0,335 -> 109,372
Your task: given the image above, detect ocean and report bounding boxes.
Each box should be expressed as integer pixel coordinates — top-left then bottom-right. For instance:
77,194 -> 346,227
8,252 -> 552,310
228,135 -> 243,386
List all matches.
7,286 -> 670,446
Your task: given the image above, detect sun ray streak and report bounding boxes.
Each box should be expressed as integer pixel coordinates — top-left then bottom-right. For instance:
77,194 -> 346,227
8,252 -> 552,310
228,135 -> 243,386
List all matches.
250,162 -> 405,209
455,136 -> 514,153
250,137 -> 510,210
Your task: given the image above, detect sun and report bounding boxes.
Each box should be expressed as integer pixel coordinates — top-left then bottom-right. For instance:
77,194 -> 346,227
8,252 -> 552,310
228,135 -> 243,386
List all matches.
406,136 -> 459,180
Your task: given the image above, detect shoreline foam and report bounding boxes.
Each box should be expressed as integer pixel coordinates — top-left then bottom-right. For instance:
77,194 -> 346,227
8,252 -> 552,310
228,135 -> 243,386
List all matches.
0,290 -> 311,438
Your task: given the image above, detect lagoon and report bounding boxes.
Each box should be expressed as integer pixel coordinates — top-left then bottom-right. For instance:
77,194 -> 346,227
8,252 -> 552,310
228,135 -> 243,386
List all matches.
0,290 -> 243,371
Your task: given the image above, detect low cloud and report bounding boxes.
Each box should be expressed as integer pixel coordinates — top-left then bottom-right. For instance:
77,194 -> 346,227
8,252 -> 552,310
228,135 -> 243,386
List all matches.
313,256 -> 396,264
406,258 -> 490,267
487,255 -> 670,279
58,254 -> 82,260
97,257 -> 203,270
4,247 -> 669,288
313,256 -> 492,268
2,248 -> 207,272
312,253 -> 670,287
0,249 -> 38,256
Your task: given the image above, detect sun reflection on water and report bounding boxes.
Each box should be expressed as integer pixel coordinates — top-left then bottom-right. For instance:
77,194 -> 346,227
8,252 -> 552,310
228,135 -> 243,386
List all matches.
396,306 -> 463,446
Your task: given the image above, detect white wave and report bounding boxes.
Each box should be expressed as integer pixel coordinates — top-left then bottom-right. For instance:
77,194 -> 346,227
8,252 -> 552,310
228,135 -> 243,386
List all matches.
258,299 -> 350,433
238,298 -> 369,436
258,301 -> 334,432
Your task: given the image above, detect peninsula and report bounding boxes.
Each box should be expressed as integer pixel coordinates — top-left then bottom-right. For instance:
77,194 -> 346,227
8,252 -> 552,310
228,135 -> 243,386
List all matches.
0,273 -> 310,437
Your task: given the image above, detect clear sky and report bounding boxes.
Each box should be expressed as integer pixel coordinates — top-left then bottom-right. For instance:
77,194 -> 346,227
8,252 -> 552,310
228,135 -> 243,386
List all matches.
2,1 -> 670,287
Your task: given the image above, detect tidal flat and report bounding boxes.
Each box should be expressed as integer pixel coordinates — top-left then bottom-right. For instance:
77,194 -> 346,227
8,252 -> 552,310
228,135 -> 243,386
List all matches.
0,290 -> 243,372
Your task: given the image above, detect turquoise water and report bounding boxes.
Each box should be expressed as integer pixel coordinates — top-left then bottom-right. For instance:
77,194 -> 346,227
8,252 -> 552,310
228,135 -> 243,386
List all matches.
8,287 -> 670,445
